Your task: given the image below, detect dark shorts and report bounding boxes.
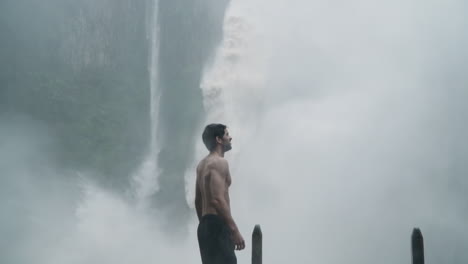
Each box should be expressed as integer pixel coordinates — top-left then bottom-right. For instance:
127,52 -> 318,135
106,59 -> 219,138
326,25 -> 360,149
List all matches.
197,214 -> 237,264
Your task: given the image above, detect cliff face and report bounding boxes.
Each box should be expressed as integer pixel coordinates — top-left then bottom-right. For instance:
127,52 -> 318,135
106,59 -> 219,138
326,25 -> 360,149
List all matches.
0,0 -> 231,232
152,0 -> 230,231
0,0 -> 151,187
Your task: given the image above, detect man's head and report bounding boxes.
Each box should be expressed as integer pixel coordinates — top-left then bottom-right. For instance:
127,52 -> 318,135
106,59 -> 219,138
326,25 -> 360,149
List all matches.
202,123 -> 232,153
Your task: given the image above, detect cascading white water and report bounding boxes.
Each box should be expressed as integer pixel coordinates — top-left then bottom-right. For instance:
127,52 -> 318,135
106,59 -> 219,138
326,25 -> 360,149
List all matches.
191,0 -> 468,264
132,0 -> 161,205
185,5 -> 270,264
185,3 -> 269,204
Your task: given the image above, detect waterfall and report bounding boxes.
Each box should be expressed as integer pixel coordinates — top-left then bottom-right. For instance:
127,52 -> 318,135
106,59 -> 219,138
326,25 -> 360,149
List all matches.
132,0 -> 161,205
185,8 -> 269,204
193,1 -> 468,264
2,0 -> 467,263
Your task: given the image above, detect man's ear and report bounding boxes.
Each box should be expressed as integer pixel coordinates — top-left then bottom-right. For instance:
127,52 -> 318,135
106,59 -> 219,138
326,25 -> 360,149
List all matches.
216,136 -> 222,144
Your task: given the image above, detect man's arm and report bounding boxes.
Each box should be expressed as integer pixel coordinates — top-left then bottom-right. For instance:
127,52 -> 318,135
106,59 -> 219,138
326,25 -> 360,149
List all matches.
209,159 -> 245,250
209,160 -> 238,232
195,177 -> 202,221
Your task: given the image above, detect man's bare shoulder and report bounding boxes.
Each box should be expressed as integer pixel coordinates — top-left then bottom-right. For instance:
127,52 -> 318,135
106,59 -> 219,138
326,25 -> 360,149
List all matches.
196,158 -> 205,172
206,156 -> 229,172
196,156 -> 227,170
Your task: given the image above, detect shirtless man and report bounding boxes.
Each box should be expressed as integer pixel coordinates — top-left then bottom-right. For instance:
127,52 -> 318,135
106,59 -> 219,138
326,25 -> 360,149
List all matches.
195,124 -> 245,264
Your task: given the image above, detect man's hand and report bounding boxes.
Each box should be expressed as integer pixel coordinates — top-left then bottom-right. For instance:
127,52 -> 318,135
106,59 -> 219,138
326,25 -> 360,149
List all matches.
231,230 -> 245,250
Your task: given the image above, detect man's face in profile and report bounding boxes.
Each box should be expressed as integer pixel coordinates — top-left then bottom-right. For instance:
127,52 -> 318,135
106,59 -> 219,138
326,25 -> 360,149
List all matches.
219,128 -> 232,152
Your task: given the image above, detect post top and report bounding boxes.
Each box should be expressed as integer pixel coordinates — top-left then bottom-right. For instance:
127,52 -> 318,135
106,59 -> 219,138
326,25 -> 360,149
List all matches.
412,228 -> 422,237
253,225 -> 262,236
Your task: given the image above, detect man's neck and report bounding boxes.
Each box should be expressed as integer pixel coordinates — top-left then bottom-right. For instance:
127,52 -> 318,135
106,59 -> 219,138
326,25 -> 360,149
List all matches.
210,147 -> 225,158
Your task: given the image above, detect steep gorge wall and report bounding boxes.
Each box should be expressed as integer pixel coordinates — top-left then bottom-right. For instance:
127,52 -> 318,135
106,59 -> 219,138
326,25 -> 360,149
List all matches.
0,0 -> 151,187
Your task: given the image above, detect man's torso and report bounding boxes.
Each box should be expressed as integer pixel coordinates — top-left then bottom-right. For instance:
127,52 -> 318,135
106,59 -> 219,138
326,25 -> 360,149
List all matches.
196,155 -> 231,217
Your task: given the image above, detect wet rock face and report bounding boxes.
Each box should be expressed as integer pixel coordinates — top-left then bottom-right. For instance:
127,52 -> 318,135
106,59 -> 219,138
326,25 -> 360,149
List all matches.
153,0 -> 230,232
0,0 -> 151,187
0,0 -> 231,232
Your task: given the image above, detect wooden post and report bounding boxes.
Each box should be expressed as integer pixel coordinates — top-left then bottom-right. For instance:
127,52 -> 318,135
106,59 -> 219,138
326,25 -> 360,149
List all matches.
412,228 -> 424,264
252,225 -> 262,264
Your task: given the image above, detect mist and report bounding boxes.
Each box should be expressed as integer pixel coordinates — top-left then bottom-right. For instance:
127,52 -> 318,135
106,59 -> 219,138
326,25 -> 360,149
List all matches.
1,0 -> 468,263
198,0 -> 468,263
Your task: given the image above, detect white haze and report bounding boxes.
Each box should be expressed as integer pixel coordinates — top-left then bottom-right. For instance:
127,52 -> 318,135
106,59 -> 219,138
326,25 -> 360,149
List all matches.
0,116 -> 200,263
196,0 -> 467,264
2,0 -> 467,263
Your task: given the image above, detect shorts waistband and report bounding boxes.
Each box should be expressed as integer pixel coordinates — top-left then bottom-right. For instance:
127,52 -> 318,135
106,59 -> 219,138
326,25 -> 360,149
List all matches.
201,214 -> 221,221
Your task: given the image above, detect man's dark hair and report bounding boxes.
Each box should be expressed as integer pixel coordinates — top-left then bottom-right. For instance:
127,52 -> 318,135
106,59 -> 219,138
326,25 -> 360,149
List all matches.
202,123 -> 227,151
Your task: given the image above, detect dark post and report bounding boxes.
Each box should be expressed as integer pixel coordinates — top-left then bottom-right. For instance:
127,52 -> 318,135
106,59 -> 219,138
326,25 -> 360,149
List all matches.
412,228 -> 424,264
252,225 -> 262,264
